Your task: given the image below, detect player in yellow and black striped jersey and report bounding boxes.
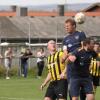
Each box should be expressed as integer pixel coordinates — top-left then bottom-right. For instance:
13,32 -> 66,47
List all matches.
47,51 -> 66,81
90,56 -> 100,77
90,42 -> 100,94
40,40 -> 68,100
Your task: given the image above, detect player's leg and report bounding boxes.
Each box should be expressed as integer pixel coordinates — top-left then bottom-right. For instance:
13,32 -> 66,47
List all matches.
44,82 -> 56,100
70,78 -> 80,100
59,99 -> 66,100
86,94 -> 94,100
80,86 -> 86,100
55,79 -> 68,100
68,83 -> 72,100
92,76 -> 99,94
83,78 -> 94,100
72,97 -> 78,100
44,97 -> 52,100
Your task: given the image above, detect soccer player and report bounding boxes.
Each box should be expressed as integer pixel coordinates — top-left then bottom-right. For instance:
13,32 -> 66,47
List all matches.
40,40 -> 68,100
90,42 -> 100,94
68,39 -> 96,100
61,18 -> 86,100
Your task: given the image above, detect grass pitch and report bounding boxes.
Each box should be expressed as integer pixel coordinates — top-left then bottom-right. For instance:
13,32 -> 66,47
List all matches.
0,77 -> 100,100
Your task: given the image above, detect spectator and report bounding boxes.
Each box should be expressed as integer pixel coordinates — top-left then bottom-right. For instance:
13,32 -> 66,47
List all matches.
20,47 -> 26,77
4,48 -> 13,79
20,48 -> 33,78
36,48 -> 45,79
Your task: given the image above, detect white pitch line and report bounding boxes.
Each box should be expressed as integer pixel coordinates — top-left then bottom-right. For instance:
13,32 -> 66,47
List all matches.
0,97 -> 32,100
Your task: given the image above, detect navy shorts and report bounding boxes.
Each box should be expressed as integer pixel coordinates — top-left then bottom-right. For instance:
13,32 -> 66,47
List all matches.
45,79 -> 68,100
91,75 -> 100,86
70,77 -> 93,97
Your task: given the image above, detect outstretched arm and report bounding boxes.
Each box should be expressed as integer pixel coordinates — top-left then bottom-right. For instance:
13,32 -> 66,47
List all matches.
40,72 -> 51,90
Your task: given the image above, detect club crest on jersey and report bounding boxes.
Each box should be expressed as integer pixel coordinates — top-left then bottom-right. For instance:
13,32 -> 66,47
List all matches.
75,35 -> 79,40
68,44 -> 72,47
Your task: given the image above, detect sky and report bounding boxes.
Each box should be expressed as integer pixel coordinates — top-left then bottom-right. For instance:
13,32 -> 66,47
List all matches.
0,0 -> 99,6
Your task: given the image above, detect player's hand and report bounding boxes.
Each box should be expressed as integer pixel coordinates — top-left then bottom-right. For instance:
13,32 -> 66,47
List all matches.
60,72 -> 65,79
40,84 -> 45,91
68,55 -> 76,62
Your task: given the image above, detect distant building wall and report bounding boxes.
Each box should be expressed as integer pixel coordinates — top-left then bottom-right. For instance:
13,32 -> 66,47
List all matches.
16,7 -> 28,16
11,6 -> 17,12
58,5 -> 64,16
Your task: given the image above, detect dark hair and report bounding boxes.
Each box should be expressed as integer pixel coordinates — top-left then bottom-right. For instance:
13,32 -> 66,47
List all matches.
40,48 -> 44,52
65,18 -> 76,28
94,42 -> 100,46
82,38 -> 91,46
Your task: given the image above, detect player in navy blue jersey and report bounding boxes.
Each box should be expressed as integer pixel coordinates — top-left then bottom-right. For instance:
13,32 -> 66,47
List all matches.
68,39 -> 97,100
61,19 -> 86,100
62,18 -> 86,81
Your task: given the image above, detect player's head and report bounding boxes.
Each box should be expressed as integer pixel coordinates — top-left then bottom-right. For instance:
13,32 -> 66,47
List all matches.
90,39 -> 95,50
82,38 -> 91,50
94,42 -> 100,52
65,18 -> 76,34
47,40 -> 56,53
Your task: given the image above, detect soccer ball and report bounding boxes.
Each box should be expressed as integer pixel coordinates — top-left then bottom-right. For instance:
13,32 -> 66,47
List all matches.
74,12 -> 85,24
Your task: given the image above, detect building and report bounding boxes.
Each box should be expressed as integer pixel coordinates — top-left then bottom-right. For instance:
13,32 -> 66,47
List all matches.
0,3 -> 99,67
82,2 -> 100,12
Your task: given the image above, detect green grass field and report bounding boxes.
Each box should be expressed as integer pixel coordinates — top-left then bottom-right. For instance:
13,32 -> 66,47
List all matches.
0,77 -> 100,100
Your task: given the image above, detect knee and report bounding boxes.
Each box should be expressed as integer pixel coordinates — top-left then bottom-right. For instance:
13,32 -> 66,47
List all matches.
44,97 -> 51,100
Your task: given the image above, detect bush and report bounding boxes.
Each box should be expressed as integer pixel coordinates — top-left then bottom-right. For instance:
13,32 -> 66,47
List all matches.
0,66 -> 18,77
28,67 -> 36,77
0,66 -> 48,78
9,67 -> 18,77
0,66 -> 6,77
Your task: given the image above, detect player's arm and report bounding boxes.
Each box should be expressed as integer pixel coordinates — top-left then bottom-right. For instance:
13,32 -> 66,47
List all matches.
60,52 -> 69,79
67,55 -> 76,62
61,45 -> 69,63
60,66 -> 67,79
40,72 -> 51,90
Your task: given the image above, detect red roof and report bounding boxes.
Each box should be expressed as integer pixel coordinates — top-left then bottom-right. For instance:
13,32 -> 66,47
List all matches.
0,11 -> 16,16
0,11 -> 99,16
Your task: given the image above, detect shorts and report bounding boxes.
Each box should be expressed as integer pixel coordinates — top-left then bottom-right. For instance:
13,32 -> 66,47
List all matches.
91,75 -> 100,86
5,59 -> 11,69
70,77 -> 93,97
45,79 -> 68,100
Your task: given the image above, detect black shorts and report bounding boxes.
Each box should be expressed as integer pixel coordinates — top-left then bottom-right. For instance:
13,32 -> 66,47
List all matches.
45,79 -> 68,100
70,77 -> 93,97
91,75 -> 100,86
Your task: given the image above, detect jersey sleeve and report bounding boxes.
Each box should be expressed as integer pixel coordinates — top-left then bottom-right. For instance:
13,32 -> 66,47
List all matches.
63,45 -> 67,51
80,31 -> 86,41
62,37 -> 68,51
71,49 -> 79,57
